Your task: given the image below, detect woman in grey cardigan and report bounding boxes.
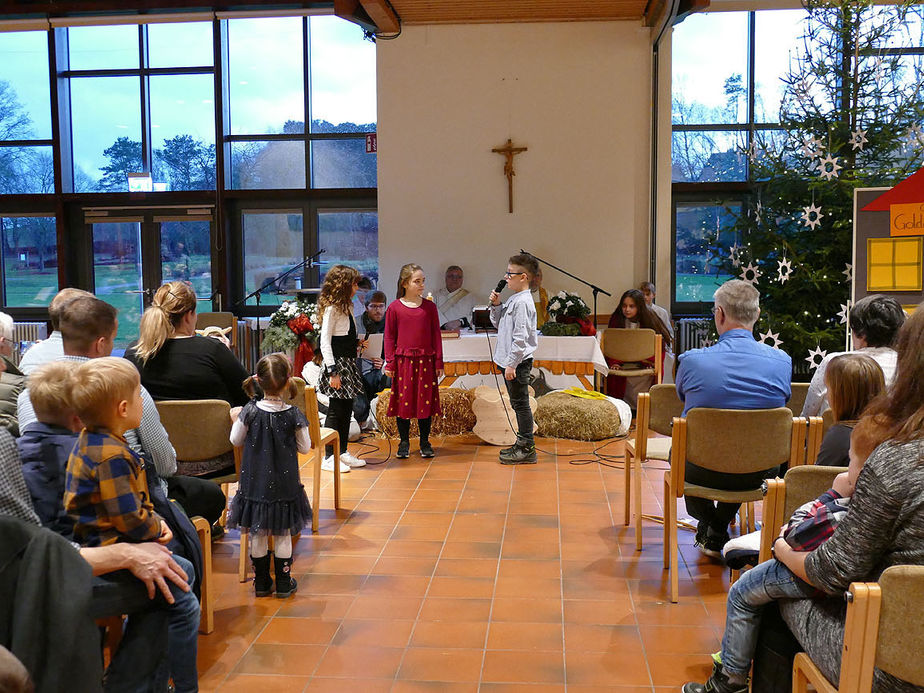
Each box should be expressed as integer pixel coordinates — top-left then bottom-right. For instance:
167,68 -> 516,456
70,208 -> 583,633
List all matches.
775,303 -> 924,692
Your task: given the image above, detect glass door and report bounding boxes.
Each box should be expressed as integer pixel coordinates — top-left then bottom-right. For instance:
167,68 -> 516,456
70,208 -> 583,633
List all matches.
90,210 -> 214,349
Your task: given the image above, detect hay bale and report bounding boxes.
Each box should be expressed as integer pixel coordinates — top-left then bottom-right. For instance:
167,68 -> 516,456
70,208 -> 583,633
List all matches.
376,387 -> 476,438
535,391 -> 624,440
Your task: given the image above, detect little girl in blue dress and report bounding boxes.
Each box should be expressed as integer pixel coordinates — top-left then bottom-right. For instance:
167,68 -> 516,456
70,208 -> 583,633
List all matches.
228,353 -> 312,598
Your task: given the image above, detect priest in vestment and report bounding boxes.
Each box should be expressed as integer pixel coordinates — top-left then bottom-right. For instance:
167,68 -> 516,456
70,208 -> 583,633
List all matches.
435,265 -> 479,330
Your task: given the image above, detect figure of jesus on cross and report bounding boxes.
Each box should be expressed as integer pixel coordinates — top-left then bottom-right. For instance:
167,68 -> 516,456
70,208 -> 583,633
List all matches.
492,138 -> 527,213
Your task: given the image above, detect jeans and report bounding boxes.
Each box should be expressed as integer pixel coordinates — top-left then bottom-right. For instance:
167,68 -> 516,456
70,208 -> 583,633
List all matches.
503,359 -> 534,445
162,555 -> 200,693
721,558 -> 817,677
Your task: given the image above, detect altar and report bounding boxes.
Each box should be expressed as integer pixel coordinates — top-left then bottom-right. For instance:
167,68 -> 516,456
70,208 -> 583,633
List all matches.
440,332 -> 607,390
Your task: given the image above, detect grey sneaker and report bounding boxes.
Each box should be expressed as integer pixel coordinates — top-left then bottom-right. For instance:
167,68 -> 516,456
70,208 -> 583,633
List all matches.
499,444 -> 537,465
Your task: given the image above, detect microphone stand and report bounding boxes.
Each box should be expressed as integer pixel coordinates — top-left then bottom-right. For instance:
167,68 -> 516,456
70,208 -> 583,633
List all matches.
236,249 -> 326,348
519,248 -> 611,327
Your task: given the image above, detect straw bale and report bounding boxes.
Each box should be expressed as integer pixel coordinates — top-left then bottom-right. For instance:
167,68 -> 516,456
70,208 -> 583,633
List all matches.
535,391 -> 623,440
376,387 -> 476,438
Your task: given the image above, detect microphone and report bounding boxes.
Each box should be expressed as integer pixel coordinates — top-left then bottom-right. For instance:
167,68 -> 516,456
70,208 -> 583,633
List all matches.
494,279 -> 507,294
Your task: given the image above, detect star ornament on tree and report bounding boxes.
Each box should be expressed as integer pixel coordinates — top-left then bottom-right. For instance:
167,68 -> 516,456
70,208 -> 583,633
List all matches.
801,135 -> 824,159
849,128 -> 868,151
843,263 -> 853,283
759,329 -> 784,350
818,153 -> 842,180
729,242 -> 743,268
777,257 -> 794,284
801,202 -> 824,230
740,262 -> 761,285
806,345 -> 828,371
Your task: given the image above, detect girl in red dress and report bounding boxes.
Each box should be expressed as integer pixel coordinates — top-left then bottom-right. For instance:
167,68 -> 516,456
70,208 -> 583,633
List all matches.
384,264 -> 444,459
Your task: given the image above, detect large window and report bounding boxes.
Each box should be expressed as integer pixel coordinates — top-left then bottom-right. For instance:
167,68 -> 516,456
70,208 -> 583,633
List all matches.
225,15 -> 377,190
63,22 -> 216,193
0,215 -> 58,306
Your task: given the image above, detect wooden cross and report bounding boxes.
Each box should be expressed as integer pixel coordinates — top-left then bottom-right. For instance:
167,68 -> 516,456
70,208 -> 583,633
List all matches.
491,138 -> 527,213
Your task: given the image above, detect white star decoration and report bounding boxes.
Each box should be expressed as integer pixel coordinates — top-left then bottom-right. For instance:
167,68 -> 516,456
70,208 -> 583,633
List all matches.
740,262 -> 761,285
759,329 -> 784,350
801,202 -> 824,230
837,303 -> 849,324
818,153 -> 842,180
806,345 -> 828,371
843,263 -> 853,283
729,242 -> 742,268
745,140 -> 759,162
777,257 -> 793,284
801,136 -> 824,159
849,129 -> 868,151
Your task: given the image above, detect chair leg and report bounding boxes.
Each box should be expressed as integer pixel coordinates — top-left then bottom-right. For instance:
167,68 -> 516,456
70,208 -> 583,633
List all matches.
634,453 -> 643,552
192,517 -> 213,634
333,439 -> 342,510
220,483 -> 230,527
662,476 -> 672,568
748,502 -> 756,534
238,530 -> 249,583
312,448 -> 322,533
669,495 -> 680,603
624,449 -> 632,526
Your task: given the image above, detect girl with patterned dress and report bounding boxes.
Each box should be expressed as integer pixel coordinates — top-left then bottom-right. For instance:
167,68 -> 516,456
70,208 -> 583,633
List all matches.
316,264 -> 366,473
384,264 -> 444,459
228,353 -> 312,598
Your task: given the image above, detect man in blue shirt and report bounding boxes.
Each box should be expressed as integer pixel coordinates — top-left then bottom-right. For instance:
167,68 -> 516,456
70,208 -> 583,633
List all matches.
676,280 -> 791,557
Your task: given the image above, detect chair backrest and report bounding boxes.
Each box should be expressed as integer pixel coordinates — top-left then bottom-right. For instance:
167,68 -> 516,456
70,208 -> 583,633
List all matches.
785,382 -> 810,416
684,407 -> 794,474
601,328 -> 657,363
781,464 -> 843,523
303,386 -> 323,449
155,399 -> 233,461
196,312 -> 237,348
876,565 -> 924,686
283,376 -> 308,418
648,384 -> 683,437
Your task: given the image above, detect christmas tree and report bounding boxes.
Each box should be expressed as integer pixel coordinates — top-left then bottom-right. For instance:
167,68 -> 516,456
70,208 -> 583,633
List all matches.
710,0 -> 924,374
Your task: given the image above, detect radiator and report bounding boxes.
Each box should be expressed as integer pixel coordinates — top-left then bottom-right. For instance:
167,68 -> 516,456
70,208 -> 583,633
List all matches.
676,317 -> 712,356
12,322 -> 49,366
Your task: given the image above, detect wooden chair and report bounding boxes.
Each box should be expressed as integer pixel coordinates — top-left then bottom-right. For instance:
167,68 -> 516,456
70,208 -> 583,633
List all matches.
191,516 -> 214,634
196,311 -> 237,349
600,328 -> 663,389
785,382 -> 810,417
283,376 -> 308,418
759,465 -> 843,564
663,407 -> 808,602
624,384 -> 683,550
793,565 -> 924,693
154,399 -> 240,527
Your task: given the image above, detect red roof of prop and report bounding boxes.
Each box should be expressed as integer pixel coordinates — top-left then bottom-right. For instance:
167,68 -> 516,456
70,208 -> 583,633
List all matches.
862,167 -> 924,211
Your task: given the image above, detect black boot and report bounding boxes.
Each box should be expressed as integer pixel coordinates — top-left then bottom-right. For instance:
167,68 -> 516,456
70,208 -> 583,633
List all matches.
274,556 -> 298,598
499,443 -> 518,457
499,442 -> 537,465
396,439 -> 410,458
419,439 -> 435,458
252,554 -> 273,597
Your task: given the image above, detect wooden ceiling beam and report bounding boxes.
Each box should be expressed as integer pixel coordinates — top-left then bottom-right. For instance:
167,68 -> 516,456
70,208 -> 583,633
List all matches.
358,0 -> 399,32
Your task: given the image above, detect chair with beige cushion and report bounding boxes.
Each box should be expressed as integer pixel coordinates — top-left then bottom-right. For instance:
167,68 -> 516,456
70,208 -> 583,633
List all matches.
600,328 -> 663,388
196,311 -> 237,349
624,384 -> 683,550
785,382 -> 810,417
793,564 -> 924,693
663,407 -> 808,602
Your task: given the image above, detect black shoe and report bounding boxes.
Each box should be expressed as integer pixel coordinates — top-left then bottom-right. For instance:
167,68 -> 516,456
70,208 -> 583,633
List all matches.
420,440 -> 435,458
274,556 -> 298,599
251,554 -> 273,597
499,443 -> 518,457
681,666 -> 748,693
210,521 -> 225,541
396,440 -> 410,459
694,530 -> 728,560
499,443 -> 537,465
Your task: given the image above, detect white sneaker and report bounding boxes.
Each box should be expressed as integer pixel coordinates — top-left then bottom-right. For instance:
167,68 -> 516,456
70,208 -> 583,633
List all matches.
321,455 -> 350,473
341,451 -> 366,468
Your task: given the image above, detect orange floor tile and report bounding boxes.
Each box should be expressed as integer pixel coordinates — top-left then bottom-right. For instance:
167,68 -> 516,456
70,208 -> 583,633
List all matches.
198,434 -> 738,691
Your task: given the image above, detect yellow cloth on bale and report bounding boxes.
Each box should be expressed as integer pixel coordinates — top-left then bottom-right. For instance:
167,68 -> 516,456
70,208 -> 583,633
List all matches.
561,387 -> 609,400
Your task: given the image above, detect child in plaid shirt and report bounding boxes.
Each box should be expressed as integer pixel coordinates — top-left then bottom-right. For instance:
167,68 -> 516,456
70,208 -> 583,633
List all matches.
683,416 -> 881,693
64,357 -> 169,548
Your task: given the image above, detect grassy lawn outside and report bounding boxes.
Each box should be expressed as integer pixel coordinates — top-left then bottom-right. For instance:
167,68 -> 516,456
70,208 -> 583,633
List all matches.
676,272 -> 732,303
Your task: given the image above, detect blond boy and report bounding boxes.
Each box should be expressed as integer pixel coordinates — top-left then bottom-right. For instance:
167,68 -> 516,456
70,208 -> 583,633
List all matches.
64,357 -> 169,547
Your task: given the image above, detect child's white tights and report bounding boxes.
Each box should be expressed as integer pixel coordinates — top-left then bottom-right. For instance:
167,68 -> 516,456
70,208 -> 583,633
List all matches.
249,533 -> 293,559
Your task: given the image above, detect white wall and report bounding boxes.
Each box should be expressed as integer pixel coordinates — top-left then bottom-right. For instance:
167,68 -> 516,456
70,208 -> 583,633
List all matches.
377,21 -> 652,316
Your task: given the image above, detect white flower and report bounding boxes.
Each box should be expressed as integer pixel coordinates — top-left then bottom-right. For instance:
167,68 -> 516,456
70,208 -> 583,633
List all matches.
557,291 -> 567,298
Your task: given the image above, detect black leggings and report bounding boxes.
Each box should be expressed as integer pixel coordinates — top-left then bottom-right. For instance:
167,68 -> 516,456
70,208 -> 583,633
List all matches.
396,417 -> 431,443
325,397 -> 353,456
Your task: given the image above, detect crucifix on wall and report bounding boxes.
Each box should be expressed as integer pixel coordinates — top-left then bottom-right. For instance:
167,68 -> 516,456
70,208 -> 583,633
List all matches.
491,138 -> 527,213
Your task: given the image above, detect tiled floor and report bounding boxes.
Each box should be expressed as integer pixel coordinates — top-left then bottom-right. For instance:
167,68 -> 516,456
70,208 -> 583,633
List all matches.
198,434 -> 736,692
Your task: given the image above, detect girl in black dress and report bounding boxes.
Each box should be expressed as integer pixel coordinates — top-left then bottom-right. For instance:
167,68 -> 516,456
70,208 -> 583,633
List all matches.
228,353 -> 312,598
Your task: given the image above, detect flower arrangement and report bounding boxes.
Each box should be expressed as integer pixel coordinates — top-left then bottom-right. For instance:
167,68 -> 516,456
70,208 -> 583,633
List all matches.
546,291 -> 596,336
261,299 -> 320,375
